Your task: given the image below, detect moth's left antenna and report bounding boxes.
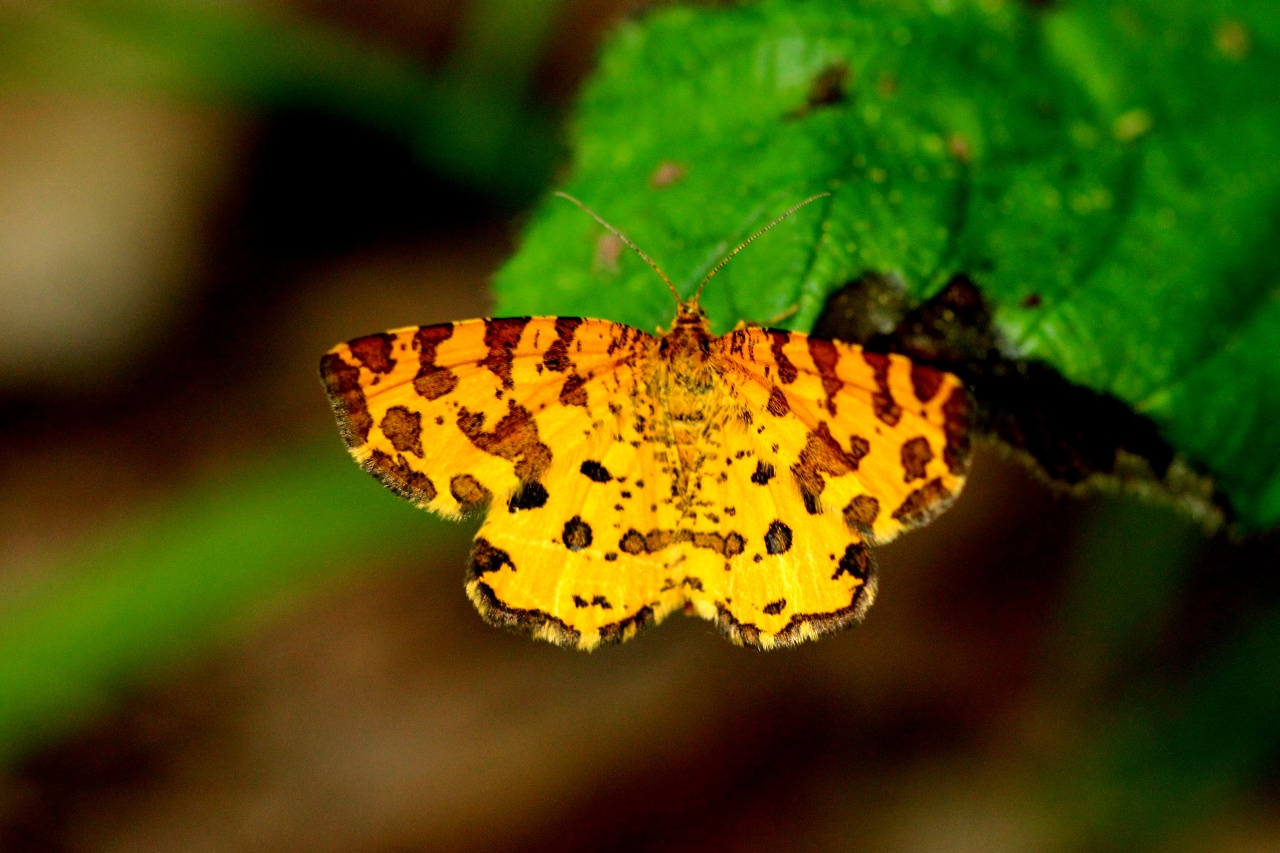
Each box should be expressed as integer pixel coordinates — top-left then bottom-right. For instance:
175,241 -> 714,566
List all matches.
555,192 -> 682,305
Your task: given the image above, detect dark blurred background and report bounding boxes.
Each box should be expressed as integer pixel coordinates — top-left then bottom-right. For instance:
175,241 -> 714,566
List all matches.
0,2 -> 1277,851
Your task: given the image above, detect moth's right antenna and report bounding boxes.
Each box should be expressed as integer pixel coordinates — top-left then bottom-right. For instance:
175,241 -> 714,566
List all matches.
691,192 -> 832,307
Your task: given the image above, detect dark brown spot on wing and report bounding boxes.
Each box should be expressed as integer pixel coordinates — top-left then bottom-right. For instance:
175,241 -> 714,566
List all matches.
791,423 -> 870,512
450,474 -> 492,510
755,574 -> 879,647
832,542 -> 871,581
562,516 -> 593,551
721,328 -> 751,359
481,318 -> 529,389
457,400 -> 553,480
619,529 -> 646,555
766,330 -> 799,384
415,366 -> 458,401
469,537 -> 515,577
560,373 -> 589,407
911,364 -> 945,403
320,352 -> 372,444
580,460 -> 612,482
764,520 -> 792,555
807,338 -> 842,415
380,406 -> 423,457
413,324 -> 458,400
763,599 -> 787,616
348,333 -> 396,374
606,324 -> 653,357
900,436 -> 932,482
645,529 -> 674,553
691,531 -> 746,558
862,351 -> 902,426
751,461 -> 775,485
892,478 -> 953,527
843,494 -> 880,534
942,387 -> 971,475
617,527 -> 745,557
507,481 -> 549,512
592,594 -> 613,609
542,317 -> 582,373
364,449 -> 436,505
766,387 -> 790,416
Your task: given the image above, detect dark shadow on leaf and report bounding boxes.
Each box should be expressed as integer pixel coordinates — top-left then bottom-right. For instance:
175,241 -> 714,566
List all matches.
813,274 -> 1228,530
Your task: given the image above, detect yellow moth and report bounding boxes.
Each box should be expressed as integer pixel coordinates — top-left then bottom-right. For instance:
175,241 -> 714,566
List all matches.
322,194 -> 969,650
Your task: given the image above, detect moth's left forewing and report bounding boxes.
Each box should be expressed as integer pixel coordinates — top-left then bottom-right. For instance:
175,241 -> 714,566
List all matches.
321,316 -> 649,520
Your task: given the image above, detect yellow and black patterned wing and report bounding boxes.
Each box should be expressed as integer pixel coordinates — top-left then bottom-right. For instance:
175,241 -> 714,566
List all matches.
322,317 -> 644,515
667,327 -> 971,647
322,316 -> 683,649
322,317 -> 970,651
712,327 -> 971,542
465,433 -> 696,650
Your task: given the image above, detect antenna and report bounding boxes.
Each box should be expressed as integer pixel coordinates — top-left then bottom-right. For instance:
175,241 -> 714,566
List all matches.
691,192 -> 832,306
554,192 -> 681,305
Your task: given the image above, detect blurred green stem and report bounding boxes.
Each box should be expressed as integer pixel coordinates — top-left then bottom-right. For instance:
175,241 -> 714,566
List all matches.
0,443 -> 463,762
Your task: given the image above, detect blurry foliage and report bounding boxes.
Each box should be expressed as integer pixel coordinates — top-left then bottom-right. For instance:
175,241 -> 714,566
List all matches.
0,0 -> 540,758
0,1 -> 563,199
0,1 -> 1277,850
0,444 -> 462,763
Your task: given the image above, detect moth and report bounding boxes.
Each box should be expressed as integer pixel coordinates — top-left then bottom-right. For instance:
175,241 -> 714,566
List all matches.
321,193 -> 970,650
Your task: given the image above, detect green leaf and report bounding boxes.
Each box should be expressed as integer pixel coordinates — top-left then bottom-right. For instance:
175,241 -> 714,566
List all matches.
493,0 -> 1280,530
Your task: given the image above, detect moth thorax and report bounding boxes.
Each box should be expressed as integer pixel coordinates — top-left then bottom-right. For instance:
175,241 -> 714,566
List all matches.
660,311 -> 713,363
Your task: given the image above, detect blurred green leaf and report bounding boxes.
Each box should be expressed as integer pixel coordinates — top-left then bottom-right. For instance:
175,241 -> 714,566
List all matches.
0,0 -> 564,199
1051,605 -> 1280,849
494,0 -> 1280,531
1049,497 -> 1203,694
0,444 -> 465,762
